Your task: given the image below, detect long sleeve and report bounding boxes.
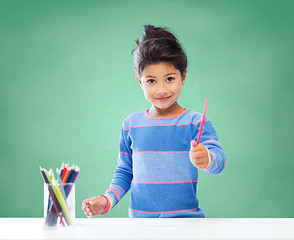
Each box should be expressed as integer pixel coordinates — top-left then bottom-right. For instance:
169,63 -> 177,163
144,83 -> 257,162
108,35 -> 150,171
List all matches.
193,116 -> 226,175
104,121 -> 133,210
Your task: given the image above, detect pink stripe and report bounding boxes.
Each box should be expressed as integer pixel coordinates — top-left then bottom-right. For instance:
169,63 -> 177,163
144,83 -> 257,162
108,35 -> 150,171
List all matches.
111,184 -> 126,193
210,152 -> 217,168
199,151 -> 216,172
129,208 -> 198,214
133,150 -> 189,155
133,180 -> 197,184
145,108 -> 188,119
99,194 -> 110,215
202,139 -> 220,144
195,119 -> 210,125
106,188 -> 121,201
210,151 -> 215,162
206,151 -> 215,171
120,151 -> 130,154
123,119 -> 210,131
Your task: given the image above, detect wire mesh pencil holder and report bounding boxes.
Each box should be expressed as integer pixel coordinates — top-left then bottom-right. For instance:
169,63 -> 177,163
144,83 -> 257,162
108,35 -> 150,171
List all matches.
44,183 -> 75,227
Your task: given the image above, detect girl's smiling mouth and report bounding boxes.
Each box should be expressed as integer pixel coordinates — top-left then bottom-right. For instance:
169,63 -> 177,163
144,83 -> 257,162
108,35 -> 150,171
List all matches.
156,96 -> 171,102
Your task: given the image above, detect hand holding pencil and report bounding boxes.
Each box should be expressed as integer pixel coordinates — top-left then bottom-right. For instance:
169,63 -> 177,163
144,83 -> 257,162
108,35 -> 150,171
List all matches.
189,98 -> 210,169
189,140 -> 210,169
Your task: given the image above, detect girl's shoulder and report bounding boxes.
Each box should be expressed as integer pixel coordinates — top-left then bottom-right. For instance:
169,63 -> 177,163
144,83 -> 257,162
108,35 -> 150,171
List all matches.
180,109 -> 203,123
121,111 -> 146,128
124,111 -> 146,121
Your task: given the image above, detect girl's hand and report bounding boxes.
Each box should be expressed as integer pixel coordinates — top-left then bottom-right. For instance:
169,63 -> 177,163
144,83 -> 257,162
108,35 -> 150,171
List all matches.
82,195 -> 108,218
189,140 -> 209,168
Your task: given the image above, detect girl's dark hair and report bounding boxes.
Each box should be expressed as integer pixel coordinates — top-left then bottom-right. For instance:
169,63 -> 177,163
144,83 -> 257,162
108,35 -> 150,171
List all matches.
132,25 -> 187,77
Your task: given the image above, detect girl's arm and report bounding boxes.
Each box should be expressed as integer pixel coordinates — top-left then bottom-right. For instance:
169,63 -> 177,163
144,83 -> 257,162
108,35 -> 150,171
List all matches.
102,121 -> 133,213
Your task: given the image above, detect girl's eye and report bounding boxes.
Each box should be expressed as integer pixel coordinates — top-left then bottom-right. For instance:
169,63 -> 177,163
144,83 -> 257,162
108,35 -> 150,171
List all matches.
167,77 -> 174,82
147,79 -> 155,84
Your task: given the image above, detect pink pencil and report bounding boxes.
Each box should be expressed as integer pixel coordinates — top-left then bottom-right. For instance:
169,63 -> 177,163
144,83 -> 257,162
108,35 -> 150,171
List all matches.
197,98 -> 209,144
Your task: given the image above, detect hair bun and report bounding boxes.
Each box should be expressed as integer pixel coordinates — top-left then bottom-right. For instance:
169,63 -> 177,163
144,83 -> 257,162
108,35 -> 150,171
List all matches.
133,25 -> 187,77
142,25 -> 177,42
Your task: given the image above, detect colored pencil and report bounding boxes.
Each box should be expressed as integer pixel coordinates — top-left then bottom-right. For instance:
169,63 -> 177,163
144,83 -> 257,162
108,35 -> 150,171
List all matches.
61,163 -> 68,181
46,169 -> 68,225
50,166 -> 71,226
60,163 -> 65,179
45,168 -> 69,226
68,166 -> 78,183
65,166 -> 79,198
40,167 -> 65,226
197,98 -> 209,144
62,165 -> 72,184
55,168 -> 68,225
50,169 -> 72,226
65,164 -> 75,183
72,167 -> 79,183
56,168 -> 67,200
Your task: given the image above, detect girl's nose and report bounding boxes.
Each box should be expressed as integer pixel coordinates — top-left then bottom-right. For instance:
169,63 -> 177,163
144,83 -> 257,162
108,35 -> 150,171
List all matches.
157,82 -> 168,95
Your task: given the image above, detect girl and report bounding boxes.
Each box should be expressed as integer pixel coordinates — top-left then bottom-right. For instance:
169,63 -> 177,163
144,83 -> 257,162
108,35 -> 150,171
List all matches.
82,25 -> 226,218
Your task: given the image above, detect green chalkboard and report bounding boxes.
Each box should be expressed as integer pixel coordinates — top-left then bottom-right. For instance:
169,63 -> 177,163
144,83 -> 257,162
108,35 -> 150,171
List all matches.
1,0 -> 294,218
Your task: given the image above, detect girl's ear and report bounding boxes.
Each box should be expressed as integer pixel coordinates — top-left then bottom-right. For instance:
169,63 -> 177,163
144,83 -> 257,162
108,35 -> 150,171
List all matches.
135,75 -> 143,87
181,70 -> 187,86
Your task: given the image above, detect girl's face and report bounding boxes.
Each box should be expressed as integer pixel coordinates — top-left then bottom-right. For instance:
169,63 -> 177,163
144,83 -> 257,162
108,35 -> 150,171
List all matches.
136,62 -> 186,114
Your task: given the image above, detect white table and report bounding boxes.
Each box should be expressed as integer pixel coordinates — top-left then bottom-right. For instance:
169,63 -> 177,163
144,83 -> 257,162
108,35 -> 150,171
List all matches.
0,218 -> 294,239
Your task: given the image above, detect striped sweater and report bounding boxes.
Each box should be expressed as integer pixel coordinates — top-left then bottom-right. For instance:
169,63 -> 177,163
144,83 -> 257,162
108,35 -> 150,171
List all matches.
103,108 -> 226,218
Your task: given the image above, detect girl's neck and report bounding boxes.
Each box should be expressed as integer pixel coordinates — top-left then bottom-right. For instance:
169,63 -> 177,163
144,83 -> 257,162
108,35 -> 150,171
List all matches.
148,102 -> 185,118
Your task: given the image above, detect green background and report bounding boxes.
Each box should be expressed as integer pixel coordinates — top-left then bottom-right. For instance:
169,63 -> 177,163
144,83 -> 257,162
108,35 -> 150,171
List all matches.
1,0 -> 294,218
